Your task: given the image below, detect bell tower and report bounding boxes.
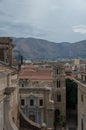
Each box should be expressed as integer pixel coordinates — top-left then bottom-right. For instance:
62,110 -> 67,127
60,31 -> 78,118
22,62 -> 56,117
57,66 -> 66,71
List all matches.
0,37 -> 15,65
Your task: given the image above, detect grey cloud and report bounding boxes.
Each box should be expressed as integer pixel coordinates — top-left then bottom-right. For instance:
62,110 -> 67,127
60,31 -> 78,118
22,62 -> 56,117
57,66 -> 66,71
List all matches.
72,25 -> 86,34
0,0 -> 86,42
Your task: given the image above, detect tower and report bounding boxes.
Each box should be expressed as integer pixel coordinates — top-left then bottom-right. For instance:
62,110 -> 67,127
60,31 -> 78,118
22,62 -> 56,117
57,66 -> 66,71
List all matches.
0,37 -> 15,65
53,64 -> 66,129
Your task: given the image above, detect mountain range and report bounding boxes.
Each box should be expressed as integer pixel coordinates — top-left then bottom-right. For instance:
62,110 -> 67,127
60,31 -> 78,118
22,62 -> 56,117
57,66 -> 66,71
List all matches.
13,37 -> 86,60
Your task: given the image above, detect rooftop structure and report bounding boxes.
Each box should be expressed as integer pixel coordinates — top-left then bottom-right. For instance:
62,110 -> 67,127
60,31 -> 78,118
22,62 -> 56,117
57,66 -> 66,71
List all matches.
0,37 -> 15,65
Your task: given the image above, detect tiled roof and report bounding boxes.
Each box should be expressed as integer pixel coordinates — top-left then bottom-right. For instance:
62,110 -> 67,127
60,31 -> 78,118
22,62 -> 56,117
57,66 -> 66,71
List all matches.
19,66 -> 53,80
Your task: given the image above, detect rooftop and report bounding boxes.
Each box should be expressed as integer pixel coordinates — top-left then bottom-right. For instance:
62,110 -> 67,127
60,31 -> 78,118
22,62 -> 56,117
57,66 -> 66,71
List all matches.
19,65 -> 53,80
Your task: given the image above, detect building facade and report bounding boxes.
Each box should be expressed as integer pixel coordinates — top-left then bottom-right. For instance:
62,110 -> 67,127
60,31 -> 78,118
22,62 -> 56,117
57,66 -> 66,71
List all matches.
19,65 -> 54,130
0,37 -> 19,130
19,63 -> 66,130
0,37 -> 15,65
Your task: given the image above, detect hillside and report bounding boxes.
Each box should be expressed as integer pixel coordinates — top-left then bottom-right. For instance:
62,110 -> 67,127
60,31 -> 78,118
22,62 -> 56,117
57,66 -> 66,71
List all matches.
13,38 -> 86,60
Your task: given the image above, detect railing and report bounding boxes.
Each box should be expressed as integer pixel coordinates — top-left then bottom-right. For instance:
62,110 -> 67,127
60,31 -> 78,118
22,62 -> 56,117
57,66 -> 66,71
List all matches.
9,110 -> 19,130
19,108 -> 41,128
4,95 -> 19,130
73,78 -> 86,88
0,60 -> 18,70
0,60 -> 9,65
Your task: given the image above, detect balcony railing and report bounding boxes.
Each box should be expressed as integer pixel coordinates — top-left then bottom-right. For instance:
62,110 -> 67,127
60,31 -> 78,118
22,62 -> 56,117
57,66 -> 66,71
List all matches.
4,95 -> 19,130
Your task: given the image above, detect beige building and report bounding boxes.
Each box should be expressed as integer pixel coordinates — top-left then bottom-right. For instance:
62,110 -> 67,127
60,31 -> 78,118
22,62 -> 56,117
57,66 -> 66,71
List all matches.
0,37 -> 15,65
0,62 -> 19,130
1,37 -> 86,130
18,61 -> 86,130
53,64 -> 66,115
74,59 -> 80,66
74,70 -> 86,130
19,65 -> 54,130
19,63 -> 66,130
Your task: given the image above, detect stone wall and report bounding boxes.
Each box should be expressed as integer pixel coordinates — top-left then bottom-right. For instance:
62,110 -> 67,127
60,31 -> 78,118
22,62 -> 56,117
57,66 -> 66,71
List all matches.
0,100 -> 4,130
19,87 -> 54,130
78,83 -> 86,130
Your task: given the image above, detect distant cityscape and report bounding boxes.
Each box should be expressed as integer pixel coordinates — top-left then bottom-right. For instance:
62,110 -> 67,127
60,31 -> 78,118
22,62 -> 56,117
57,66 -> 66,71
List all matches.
0,37 -> 86,130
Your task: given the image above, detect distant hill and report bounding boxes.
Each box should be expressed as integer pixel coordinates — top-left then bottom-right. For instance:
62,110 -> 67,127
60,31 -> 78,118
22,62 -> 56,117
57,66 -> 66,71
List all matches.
13,37 -> 86,60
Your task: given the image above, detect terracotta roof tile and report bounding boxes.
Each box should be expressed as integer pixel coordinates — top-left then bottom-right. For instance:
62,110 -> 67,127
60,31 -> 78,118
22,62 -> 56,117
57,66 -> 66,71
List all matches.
19,66 -> 53,80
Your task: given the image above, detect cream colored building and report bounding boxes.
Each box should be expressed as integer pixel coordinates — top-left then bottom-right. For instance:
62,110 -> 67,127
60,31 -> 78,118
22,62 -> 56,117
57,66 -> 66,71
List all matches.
19,65 -> 54,130
19,63 -> 66,130
73,78 -> 86,130
0,37 -> 19,130
0,63 -> 19,130
74,59 -> 80,65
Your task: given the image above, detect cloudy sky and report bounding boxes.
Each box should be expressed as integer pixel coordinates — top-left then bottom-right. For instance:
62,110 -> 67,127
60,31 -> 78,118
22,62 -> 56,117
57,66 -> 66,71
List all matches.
0,0 -> 86,42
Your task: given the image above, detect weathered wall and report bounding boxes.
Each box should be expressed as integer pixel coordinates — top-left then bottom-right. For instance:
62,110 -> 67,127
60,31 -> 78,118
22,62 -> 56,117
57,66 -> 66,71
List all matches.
0,100 -> 4,130
78,83 -> 86,130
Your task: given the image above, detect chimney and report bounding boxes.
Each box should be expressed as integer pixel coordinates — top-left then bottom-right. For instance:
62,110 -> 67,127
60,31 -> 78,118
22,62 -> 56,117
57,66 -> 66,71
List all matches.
21,55 -> 23,65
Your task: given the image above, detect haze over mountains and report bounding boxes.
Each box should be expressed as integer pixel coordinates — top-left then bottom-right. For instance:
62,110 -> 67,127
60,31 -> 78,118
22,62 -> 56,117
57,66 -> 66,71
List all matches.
13,37 -> 86,60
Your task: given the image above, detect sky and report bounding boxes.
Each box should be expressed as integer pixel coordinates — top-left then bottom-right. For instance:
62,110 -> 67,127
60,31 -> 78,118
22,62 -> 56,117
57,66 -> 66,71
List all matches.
0,0 -> 86,42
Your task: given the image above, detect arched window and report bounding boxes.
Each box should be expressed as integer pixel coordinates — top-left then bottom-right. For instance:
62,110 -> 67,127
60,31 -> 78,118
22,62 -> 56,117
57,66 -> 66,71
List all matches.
57,94 -> 61,102
57,80 -> 60,88
22,83 -> 24,87
30,99 -> 34,106
81,94 -> 84,102
21,99 -> 25,106
39,99 -> 43,106
57,68 -> 59,74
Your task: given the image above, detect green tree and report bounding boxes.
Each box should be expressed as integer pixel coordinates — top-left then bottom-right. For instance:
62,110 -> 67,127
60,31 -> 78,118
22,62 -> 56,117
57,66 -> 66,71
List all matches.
66,79 -> 77,109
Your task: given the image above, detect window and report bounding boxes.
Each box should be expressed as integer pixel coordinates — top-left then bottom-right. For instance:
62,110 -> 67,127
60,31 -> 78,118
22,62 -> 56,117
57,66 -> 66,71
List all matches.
21,99 -> 25,106
85,76 -> 86,81
81,94 -> 84,102
57,69 -> 59,74
30,99 -> 34,106
22,83 -> 24,87
57,94 -> 61,102
81,118 -> 83,130
81,75 -> 83,80
39,99 -> 43,106
57,80 -> 60,88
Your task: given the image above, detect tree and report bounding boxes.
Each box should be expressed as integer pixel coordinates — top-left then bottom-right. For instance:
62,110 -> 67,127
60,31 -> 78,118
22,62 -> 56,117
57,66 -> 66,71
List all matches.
66,79 -> 77,109
54,109 -> 66,130
57,114 -> 66,130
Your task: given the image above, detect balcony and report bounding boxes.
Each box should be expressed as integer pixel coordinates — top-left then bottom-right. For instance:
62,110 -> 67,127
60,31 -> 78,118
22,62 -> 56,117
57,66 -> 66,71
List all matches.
4,87 -> 16,95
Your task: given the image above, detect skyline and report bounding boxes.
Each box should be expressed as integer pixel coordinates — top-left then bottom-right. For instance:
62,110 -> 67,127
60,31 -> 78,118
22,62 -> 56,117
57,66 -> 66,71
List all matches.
0,0 -> 86,42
